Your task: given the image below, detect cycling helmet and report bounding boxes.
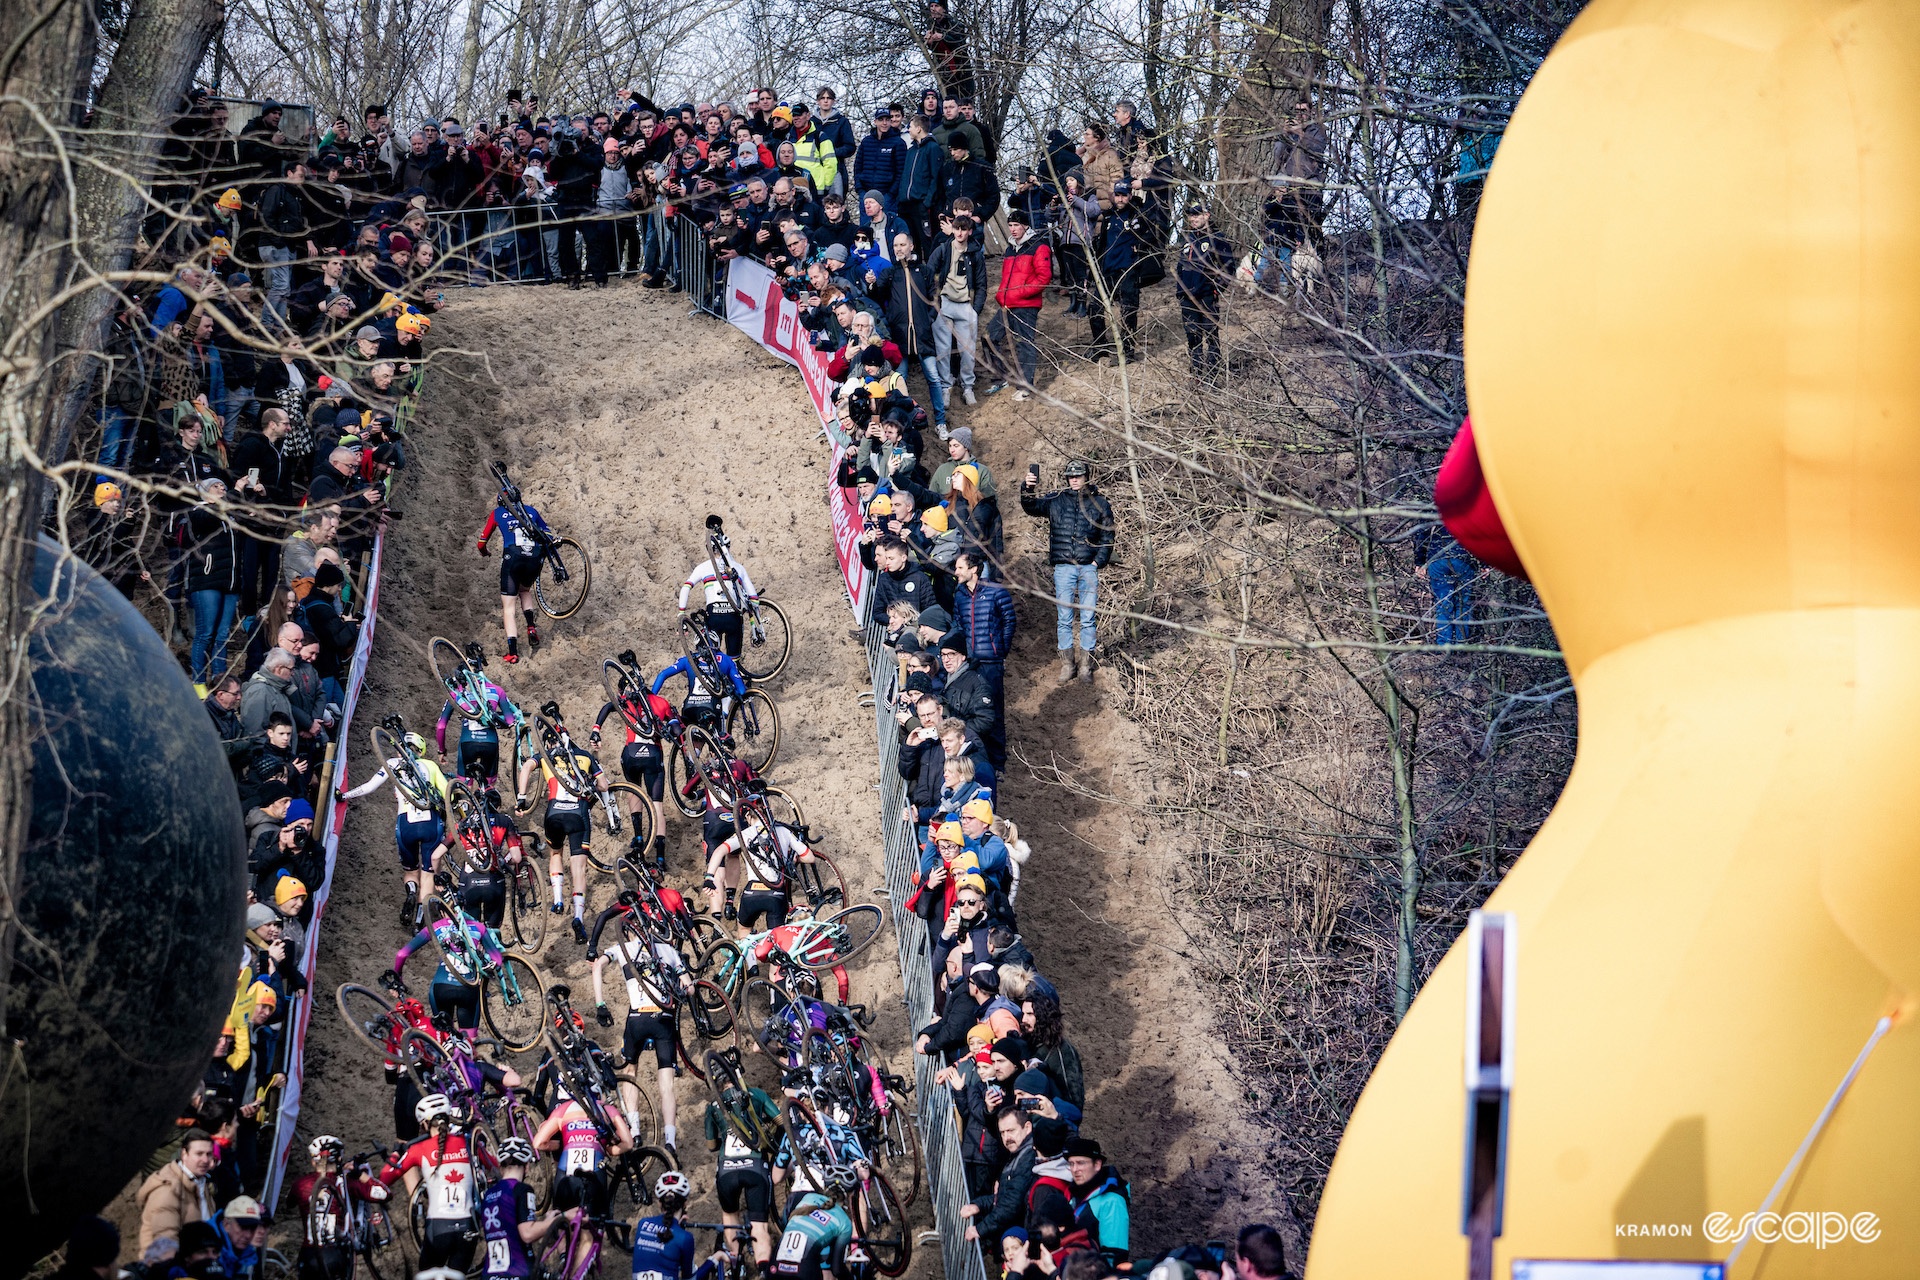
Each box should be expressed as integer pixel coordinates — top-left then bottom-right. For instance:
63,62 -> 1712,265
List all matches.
654,1171 -> 692,1203
496,1137 -> 536,1166
794,1191 -> 835,1214
308,1135 -> 344,1161
483,787 -> 503,810
404,731 -> 427,754
826,1166 -> 862,1193
415,1093 -> 456,1126
416,1269 -> 467,1280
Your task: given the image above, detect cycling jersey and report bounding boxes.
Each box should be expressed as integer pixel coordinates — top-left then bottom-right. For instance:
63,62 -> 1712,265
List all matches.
593,692 -> 675,745
437,681 -> 523,750
295,1169 -> 387,1247
343,754 -> 450,823
380,1130 -> 489,1221
714,821 -> 810,891
631,1214 -> 698,1280
540,746 -> 603,812
750,923 -> 852,1004
553,1099 -> 607,1176
478,502 -> 552,557
771,1206 -> 853,1280
397,915 -> 503,987
679,557 -> 759,612
651,653 -> 748,704
705,1088 -> 780,1177
481,1177 -> 539,1278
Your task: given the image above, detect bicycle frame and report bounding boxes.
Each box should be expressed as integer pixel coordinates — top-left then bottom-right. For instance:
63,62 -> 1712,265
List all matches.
539,1208 -> 603,1280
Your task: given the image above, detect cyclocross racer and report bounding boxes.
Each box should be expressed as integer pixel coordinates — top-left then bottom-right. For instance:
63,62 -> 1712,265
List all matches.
588,894 -> 690,1155
339,730 -> 450,929
769,1192 -> 856,1280
516,712 -> 608,945
436,652 -> 526,786
391,910 -> 503,1042
705,816 -> 821,934
589,687 -> 675,873
378,1094 -> 494,1271
476,486 -> 553,664
679,515 -> 760,659
480,1137 -> 561,1279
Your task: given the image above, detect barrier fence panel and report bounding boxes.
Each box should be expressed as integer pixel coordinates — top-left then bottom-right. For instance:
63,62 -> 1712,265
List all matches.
862,599 -> 991,1280
672,211 -> 722,318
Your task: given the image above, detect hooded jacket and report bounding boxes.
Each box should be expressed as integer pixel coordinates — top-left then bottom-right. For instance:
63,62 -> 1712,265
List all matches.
873,257 -> 939,356
995,232 -> 1053,309
240,667 -> 295,735
1070,1167 -> 1132,1258
896,134 -> 946,204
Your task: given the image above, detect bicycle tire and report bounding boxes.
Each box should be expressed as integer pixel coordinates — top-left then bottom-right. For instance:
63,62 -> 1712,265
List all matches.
707,1051 -> 781,1152
610,1070 -> 658,1147
536,535 -> 592,619
357,1197 -> 409,1280
740,979 -> 802,1066
429,637 -> 484,716
426,896 -> 483,987
854,1171 -> 911,1277
763,785 -> 807,829
879,1090 -> 921,1207
681,914 -> 726,964
673,1011 -> 710,1082
793,905 -> 886,971
336,983 -> 402,1062
370,725 -> 436,814
532,712 -> 592,795
597,781 -> 653,862
666,725 -> 725,819
485,954 -> 549,1053
792,851 -> 849,919
442,778 -> 493,873
610,1144 -> 679,1220
737,598 -> 793,682
679,617 -> 730,698
505,860 -> 546,953
694,937 -> 745,984
398,1027 -> 454,1100
725,689 -> 782,773
603,659 -> 663,739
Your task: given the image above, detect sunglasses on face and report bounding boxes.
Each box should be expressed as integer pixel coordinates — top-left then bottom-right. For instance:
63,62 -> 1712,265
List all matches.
957,896 -> 983,907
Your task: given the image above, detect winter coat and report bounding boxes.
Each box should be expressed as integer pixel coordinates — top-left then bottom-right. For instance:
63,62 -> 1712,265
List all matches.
995,233 -> 1052,309
974,1138 -> 1038,1239
1176,231 -> 1239,303
240,667 -> 295,735
940,660 -> 1004,762
895,136 -> 946,204
853,131 -> 906,197
954,578 -> 1017,662
1081,143 -> 1126,211
206,690 -> 249,766
937,159 -> 1000,221
926,236 -> 987,311
1021,486 -> 1114,567
1071,1166 -> 1132,1258
137,1157 -> 215,1253
898,731 -> 945,825
302,591 -> 359,680
184,507 -> 240,594
873,258 -> 939,356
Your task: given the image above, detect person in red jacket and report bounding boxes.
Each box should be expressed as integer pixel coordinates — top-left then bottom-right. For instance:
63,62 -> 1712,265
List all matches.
982,208 -> 1052,400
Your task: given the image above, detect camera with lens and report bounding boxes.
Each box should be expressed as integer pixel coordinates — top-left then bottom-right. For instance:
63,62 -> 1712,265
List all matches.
846,387 -> 875,429
779,276 -> 804,302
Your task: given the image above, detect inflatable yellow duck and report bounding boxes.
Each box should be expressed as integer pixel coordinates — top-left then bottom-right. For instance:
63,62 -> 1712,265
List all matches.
1307,1 -> 1920,1276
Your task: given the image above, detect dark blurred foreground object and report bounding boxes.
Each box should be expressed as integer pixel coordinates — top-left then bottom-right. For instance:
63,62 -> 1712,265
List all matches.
0,536 -> 246,1274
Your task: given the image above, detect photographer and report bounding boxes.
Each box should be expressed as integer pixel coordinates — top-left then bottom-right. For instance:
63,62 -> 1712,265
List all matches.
546,123 -> 601,287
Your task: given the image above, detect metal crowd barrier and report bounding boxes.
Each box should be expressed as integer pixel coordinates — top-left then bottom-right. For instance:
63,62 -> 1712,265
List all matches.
668,210 -> 723,318
859,596 -> 991,1280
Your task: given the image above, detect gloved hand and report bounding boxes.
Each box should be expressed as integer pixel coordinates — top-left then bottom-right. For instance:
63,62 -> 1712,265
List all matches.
595,1003 -> 614,1028
476,539 -> 490,556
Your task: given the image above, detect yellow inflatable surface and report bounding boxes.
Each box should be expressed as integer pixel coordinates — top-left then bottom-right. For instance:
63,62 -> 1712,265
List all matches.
1307,2 -> 1920,1277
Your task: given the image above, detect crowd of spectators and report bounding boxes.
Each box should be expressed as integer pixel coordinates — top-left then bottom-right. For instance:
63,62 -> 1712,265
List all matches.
51,3 -> 1329,1269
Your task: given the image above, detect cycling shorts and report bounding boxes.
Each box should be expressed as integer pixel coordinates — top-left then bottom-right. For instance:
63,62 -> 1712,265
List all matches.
622,741 -> 665,800
715,1167 -> 772,1222
705,605 -> 744,657
552,1168 -> 610,1217
430,977 -> 481,1031
544,806 -> 591,857
501,553 -> 542,596
417,1218 -> 478,1271
622,1009 -> 678,1070
461,870 -> 505,928
458,739 -> 500,783
682,697 -> 723,733
396,814 -> 444,871
703,810 -> 738,854
737,889 -> 788,932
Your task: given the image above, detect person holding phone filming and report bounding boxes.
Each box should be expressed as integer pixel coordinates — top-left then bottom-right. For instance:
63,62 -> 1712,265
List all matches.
1020,460 -> 1113,684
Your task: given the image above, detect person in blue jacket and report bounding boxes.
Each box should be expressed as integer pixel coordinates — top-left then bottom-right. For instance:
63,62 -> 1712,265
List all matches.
652,626 -> 749,735
1065,1137 -> 1131,1260
951,549 -> 1016,705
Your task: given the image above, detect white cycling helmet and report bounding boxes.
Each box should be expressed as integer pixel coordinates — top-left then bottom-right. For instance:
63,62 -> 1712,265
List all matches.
404,731 -> 428,755
415,1093 -> 456,1126
308,1134 -> 344,1161
416,1270 -> 467,1280
496,1137 -> 536,1166
654,1171 -> 692,1202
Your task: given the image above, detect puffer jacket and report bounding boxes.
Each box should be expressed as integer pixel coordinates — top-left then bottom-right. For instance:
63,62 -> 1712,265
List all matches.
1021,485 -> 1114,567
184,506 -> 240,594
995,232 -> 1052,309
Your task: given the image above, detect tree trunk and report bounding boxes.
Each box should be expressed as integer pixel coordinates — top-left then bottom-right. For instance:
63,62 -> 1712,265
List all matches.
44,0 -> 224,499
0,0 -> 101,1041
454,0 -> 486,119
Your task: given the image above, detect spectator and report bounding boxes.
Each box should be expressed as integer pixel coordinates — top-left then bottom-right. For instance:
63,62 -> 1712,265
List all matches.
240,647 -> 297,735
964,1106 -> 1037,1245
938,138 -> 1000,223
895,114 -> 946,253
1065,1138 -> 1131,1259
1414,523 -> 1476,645
938,633 -> 1005,770
855,112 -> 905,218
1235,1225 -> 1295,1280
1270,96 -> 1327,253
871,233 -> 946,430
982,207 -> 1051,398
927,214 -> 985,407
1021,460 -> 1114,684
50,1216 -> 119,1280
1175,202 -> 1238,381
204,674 -> 249,767
1077,125 -> 1125,212
952,548 -> 1015,703
137,1128 -> 217,1253
929,425 -> 995,497
1090,181 -> 1159,364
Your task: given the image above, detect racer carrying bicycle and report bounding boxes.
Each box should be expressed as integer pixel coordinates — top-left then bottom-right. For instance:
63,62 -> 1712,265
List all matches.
692,754 -> 762,921
391,912 -> 504,1043
703,1074 -> 783,1267
514,706 -> 608,945
532,1077 -> 635,1224
773,1099 -> 872,1223
652,624 -> 748,738
679,514 -> 760,660
476,481 -> 553,664
769,1191 -> 858,1280
588,892 -> 692,1156
378,1093 -> 496,1271
589,683 -> 675,874
435,645 -> 527,786
428,786 -> 526,930
480,1137 -> 563,1279
391,1020 -> 525,1145
293,1134 -> 389,1280
338,727 -> 451,929
705,815 -> 822,935
630,1171 -> 697,1280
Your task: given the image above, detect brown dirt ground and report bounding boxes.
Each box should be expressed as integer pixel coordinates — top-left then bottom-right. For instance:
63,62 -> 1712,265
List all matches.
102,273 -> 1289,1271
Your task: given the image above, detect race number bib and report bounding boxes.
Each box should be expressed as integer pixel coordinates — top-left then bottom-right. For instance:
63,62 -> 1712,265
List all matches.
488,1238 -> 512,1273
723,1131 -> 755,1159
434,1170 -> 470,1216
777,1230 -> 811,1263
564,1144 -> 598,1174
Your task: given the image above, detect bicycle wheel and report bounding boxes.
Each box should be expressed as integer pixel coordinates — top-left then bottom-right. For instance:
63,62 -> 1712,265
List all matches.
854,1171 -> 911,1277
532,712 -> 590,793
598,781 -> 653,857
336,983 -> 402,1062
602,659 -> 662,738
484,954 -> 549,1052
793,905 -> 886,971
694,937 -> 744,983
737,599 -> 793,682
611,1071 -> 658,1146
443,778 -> 492,869
429,637 -> 482,714
763,785 -> 807,829
666,726 -> 723,819
801,1028 -> 864,1113
358,1197 -> 410,1279
878,1091 -> 922,1207
398,1028 -> 454,1099
536,535 -> 592,619
505,860 -> 546,953
725,689 -> 781,773
679,617 -> 729,697
708,1051 -> 780,1151
681,914 -> 726,963
610,1144 -> 679,1220
370,726 -> 436,813
792,852 -> 849,919
427,897 -> 482,986
739,979 -> 801,1065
